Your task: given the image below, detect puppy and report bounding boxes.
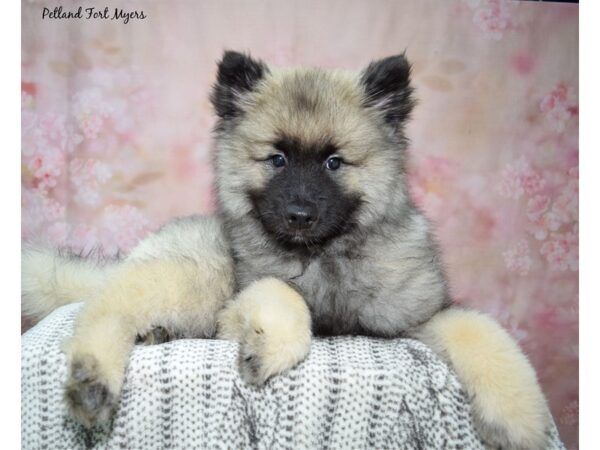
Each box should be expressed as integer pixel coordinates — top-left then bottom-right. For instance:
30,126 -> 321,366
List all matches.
22,51 -> 550,449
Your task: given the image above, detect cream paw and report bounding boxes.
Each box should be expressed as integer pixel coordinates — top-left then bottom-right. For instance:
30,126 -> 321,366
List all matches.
218,277 -> 312,385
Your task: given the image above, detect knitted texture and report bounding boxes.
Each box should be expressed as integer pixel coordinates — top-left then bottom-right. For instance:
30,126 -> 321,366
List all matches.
22,304 -> 565,449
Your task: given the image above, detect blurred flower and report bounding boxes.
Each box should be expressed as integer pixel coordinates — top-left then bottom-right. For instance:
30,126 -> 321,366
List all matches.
465,0 -> 512,40
69,159 -> 113,207
540,84 -> 578,133
24,148 -> 63,189
540,229 -> 578,271
73,184 -> 101,207
553,189 -> 578,224
526,195 -> 550,222
498,157 -> 545,199
21,111 -> 84,190
21,188 -> 66,240
72,88 -> 113,139
521,170 -> 545,196
502,239 -> 532,275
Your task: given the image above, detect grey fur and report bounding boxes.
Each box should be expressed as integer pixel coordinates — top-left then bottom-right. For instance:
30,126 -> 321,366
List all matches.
209,52 -> 550,449
213,57 -> 451,338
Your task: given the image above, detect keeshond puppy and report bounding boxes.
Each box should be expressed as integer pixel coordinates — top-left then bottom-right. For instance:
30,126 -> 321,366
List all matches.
22,51 -> 551,449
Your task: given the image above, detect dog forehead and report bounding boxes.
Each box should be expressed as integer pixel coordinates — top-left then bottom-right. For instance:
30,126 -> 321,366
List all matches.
268,67 -> 362,108
245,67 -> 370,147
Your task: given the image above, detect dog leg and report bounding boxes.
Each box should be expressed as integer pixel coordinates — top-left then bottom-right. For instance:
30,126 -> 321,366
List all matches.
217,277 -> 312,385
63,258 -> 231,427
63,311 -> 134,428
410,307 -> 550,450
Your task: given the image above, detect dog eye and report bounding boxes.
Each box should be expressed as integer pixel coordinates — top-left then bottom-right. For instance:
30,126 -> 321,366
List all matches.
270,154 -> 286,168
325,156 -> 342,171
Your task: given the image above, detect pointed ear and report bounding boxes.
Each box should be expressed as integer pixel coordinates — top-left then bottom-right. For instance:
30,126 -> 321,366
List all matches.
210,51 -> 269,120
360,54 -> 415,129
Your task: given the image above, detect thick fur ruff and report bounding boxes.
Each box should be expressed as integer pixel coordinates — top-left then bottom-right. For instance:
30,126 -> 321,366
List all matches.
21,51 -> 552,449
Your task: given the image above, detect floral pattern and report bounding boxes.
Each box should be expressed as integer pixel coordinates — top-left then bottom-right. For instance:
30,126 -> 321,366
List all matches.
463,0 -> 513,40
22,1 -> 579,448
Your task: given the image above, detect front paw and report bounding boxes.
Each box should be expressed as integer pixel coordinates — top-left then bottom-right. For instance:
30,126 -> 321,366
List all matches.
237,331 -> 270,385
65,355 -> 118,428
236,320 -> 311,386
217,277 -> 312,386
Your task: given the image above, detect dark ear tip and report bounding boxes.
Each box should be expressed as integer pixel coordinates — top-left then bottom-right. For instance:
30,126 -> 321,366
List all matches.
222,49 -> 243,58
395,53 -> 411,69
360,53 -> 415,128
219,50 -> 249,66
216,50 -> 267,80
371,53 -> 411,73
211,50 -> 268,120
217,51 -> 248,75
361,53 -> 412,87
387,53 -> 409,64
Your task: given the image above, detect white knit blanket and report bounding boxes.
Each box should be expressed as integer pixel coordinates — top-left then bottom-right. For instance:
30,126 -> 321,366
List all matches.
21,303 -> 565,449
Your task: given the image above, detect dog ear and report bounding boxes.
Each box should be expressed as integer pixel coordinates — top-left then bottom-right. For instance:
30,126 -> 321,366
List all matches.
360,54 -> 415,129
210,51 -> 269,120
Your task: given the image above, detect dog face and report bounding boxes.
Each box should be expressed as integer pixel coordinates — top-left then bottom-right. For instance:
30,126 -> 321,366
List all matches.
211,51 -> 414,246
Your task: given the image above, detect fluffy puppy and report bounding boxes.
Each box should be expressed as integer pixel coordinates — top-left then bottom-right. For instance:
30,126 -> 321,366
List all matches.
22,51 -> 551,449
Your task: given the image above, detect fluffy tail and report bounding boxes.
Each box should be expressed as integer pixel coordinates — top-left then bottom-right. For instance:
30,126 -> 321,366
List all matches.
21,246 -> 120,321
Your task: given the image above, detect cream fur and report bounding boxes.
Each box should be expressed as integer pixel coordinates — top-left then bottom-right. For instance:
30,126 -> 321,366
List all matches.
217,277 -> 312,385
413,308 -> 550,450
65,255 -> 232,393
22,216 -> 237,427
21,246 -> 116,320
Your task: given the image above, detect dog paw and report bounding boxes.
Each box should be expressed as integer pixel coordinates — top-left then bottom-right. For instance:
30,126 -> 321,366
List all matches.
236,319 -> 311,386
65,355 -> 118,428
217,277 -> 312,385
237,328 -> 271,385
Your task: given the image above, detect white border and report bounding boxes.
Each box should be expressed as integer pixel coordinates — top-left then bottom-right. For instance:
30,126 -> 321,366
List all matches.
8,1 -> 587,449
1,0 -> 22,448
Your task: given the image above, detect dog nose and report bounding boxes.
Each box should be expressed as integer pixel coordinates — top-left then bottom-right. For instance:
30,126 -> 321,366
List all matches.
286,202 -> 317,230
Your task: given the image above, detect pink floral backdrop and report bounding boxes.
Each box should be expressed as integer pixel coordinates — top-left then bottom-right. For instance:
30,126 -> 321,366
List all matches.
21,0 -> 579,447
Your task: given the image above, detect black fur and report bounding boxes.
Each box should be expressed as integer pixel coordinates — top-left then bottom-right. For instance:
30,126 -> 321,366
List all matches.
210,51 -> 269,120
360,54 -> 415,129
247,136 -> 362,248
